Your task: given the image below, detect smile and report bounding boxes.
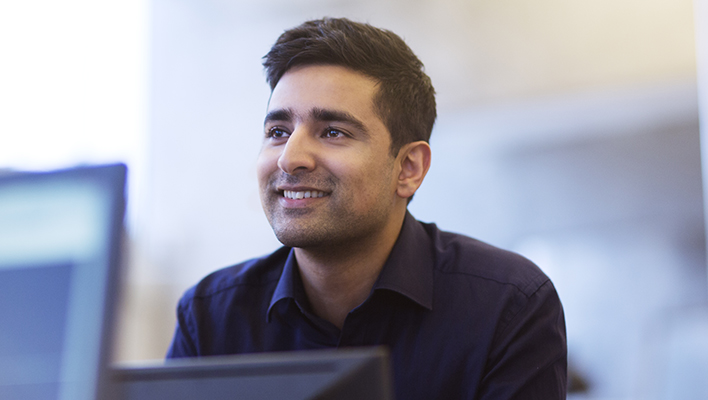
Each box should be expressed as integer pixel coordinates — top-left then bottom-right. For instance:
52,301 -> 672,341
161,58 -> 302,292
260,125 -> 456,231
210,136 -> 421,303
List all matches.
283,190 -> 327,199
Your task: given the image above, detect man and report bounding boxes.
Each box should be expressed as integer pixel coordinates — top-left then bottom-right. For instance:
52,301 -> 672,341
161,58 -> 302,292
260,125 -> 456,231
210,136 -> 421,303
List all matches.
167,17 -> 567,399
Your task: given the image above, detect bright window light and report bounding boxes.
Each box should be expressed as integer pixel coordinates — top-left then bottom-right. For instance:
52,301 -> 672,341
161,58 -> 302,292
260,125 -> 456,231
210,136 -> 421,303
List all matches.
0,0 -> 148,231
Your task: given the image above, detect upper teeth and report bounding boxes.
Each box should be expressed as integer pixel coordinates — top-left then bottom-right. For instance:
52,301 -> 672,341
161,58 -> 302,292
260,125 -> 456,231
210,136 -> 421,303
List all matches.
284,190 -> 326,199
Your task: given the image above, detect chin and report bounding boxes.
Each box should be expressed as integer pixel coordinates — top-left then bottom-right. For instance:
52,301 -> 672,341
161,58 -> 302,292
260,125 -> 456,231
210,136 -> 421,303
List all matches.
272,225 -> 340,249
274,233 -> 318,249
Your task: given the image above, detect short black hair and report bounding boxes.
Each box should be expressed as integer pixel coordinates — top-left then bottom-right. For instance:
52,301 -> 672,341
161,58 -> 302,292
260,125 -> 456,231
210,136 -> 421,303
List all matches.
262,17 -> 436,155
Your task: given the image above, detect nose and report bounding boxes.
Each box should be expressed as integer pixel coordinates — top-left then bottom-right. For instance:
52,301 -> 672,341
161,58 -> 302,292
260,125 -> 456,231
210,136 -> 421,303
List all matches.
277,129 -> 316,174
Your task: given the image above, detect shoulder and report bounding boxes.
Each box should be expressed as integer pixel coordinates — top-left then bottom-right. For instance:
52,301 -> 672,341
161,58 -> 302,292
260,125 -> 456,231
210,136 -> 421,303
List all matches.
178,246 -> 290,305
421,221 -> 549,297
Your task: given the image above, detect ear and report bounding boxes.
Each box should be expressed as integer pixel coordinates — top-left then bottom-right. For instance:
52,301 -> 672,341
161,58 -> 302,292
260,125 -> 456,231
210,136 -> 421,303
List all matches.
395,141 -> 431,200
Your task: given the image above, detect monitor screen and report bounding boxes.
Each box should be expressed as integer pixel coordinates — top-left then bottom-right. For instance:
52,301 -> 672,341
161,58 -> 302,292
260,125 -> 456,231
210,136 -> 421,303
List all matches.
111,347 -> 394,400
0,164 -> 127,400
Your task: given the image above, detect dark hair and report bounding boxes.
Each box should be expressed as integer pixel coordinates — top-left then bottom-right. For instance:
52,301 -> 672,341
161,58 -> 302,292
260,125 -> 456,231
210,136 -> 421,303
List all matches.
262,17 -> 436,155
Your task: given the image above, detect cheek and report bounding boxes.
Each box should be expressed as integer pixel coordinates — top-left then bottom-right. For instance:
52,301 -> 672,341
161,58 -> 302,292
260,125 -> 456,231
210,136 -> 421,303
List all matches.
256,149 -> 278,184
345,158 -> 396,199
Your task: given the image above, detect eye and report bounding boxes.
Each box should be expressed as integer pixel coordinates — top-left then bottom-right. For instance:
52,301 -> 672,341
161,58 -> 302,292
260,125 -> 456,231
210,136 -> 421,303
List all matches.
322,127 -> 347,139
265,127 -> 289,139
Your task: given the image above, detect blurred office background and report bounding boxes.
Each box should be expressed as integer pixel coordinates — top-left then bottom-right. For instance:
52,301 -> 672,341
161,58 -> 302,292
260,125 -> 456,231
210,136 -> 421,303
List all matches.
2,0 -> 708,398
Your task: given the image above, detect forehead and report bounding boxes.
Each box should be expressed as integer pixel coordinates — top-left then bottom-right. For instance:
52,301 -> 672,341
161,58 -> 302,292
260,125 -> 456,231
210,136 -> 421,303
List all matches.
267,65 -> 381,124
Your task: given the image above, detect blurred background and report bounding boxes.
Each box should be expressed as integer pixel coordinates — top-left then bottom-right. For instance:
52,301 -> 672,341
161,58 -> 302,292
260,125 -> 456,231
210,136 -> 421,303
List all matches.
2,0 -> 708,398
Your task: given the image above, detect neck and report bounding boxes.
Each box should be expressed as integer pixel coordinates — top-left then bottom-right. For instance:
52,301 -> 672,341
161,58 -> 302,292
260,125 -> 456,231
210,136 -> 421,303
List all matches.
294,209 -> 407,329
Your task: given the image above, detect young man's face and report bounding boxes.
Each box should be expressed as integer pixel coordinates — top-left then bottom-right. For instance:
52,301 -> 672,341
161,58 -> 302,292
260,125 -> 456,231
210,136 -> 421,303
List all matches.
257,64 -> 403,249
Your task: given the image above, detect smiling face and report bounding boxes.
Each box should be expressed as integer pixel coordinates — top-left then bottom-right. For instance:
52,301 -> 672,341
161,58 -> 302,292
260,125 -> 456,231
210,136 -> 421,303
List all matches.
257,64 -> 407,250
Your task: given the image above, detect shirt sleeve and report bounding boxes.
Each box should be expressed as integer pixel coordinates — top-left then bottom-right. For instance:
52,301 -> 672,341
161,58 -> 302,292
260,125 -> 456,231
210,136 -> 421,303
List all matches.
476,279 -> 567,400
165,294 -> 199,359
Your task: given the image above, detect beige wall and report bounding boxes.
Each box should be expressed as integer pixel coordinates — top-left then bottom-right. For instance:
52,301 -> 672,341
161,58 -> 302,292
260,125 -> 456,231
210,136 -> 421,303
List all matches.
404,0 -> 697,107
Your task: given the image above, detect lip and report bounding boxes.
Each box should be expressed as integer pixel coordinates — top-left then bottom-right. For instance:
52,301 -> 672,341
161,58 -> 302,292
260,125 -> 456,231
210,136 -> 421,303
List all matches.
276,184 -> 326,191
275,186 -> 330,207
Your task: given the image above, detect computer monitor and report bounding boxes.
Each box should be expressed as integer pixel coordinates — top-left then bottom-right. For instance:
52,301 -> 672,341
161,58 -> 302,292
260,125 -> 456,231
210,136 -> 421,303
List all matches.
0,164 -> 127,400
111,347 -> 395,400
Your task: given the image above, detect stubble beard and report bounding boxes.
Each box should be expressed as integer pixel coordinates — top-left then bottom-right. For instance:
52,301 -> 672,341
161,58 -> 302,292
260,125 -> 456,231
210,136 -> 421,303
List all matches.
261,173 -> 395,252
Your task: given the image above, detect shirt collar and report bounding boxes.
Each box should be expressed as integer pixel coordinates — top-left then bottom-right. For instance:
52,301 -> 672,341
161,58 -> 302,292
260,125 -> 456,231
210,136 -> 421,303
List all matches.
266,211 -> 434,321
267,249 -> 307,321
372,211 -> 434,310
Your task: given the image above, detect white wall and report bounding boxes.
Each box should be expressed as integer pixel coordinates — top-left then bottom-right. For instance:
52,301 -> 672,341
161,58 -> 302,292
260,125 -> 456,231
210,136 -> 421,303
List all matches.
90,1 -> 704,399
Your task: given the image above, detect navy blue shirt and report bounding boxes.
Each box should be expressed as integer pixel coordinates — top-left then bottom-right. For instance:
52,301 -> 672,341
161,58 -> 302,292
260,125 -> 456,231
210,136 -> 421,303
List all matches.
167,212 -> 567,399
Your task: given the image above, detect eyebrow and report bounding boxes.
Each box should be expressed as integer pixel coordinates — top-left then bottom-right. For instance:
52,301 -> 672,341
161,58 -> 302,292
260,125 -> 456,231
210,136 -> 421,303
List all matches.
264,107 -> 370,137
310,108 -> 369,135
264,108 -> 293,125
